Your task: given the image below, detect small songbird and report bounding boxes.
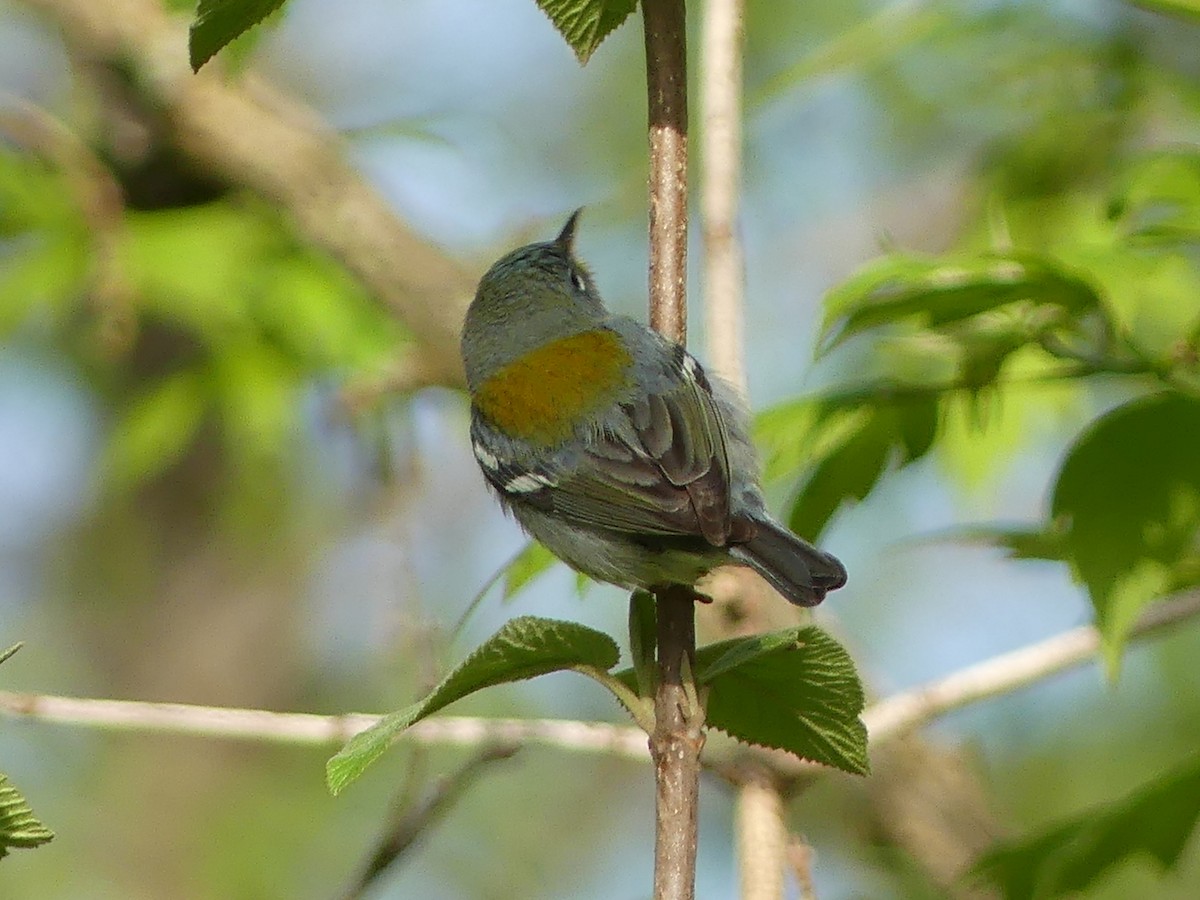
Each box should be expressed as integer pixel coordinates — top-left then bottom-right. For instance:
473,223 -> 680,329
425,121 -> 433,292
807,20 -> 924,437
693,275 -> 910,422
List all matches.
460,211 -> 846,606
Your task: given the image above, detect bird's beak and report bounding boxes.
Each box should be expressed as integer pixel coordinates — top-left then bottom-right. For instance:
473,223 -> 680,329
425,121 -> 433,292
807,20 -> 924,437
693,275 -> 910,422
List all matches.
556,208 -> 583,251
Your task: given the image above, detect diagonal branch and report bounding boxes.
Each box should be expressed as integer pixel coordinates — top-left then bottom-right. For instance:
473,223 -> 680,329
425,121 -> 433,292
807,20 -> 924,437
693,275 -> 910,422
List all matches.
20,0 -> 472,388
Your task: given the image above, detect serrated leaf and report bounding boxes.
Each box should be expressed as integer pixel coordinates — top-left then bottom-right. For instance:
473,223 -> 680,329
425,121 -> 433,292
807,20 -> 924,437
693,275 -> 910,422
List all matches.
535,0 -> 638,64
502,541 -> 559,601
696,628 -> 806,684
189,0 -> 287,71
820,253 -> 1101,353
1051,393 -> 1200,670
327,616 -> 620,794
701,627 -> 868,775
0,774 -> 54,859
975,754 -> 1200,899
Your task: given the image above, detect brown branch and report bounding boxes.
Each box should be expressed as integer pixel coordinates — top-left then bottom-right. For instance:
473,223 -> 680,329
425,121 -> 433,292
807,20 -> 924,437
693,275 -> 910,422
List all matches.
644,0 -> 690,346
650,585 -> 703,900
20,0 -> 472,388
643,0 -> 699,897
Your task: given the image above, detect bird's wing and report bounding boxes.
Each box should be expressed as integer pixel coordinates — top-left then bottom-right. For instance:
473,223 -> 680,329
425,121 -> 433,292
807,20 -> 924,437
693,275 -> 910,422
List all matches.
473,348 -> 740,547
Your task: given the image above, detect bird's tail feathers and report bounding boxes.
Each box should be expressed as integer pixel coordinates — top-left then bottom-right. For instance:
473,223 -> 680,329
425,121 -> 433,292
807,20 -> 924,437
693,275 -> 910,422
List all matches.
729,517 -> 847,607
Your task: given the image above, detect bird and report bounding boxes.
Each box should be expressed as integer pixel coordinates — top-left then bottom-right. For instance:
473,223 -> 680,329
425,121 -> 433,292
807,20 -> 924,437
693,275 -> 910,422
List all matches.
460,210 -> 846,606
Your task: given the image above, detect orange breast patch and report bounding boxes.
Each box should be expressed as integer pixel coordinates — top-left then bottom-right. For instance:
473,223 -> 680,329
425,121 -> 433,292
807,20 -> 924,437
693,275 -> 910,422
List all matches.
475,329 -> 632,444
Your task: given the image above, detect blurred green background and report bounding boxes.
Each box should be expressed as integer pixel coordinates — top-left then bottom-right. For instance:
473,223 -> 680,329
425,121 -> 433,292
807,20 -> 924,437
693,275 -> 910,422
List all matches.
2,0 -> 1200,896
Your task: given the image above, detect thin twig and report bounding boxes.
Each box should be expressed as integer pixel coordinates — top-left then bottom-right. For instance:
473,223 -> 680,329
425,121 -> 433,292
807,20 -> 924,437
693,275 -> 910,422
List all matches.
863,589 -> 1200,742
0,695 -> 649,759
785,836 -> 818,900
3,592 -> 1197,765
341,743 -> 520,900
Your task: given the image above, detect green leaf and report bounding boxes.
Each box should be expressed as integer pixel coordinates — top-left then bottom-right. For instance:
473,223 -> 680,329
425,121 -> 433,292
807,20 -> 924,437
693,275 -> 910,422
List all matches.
1110,150 -> 1200,245
102,369 -> 207,490
327,616 -> 620,794
700,626 -> 868,775
502,541 -> 559,601
535,0 -> 638,64
0,774 -> 54,859
1051,393 -> 1200,670
820,253 -> 1102,353
189,0 -> 287,71
787,395 -> 938,539
948,524 -> 1069,562
975,754 -> 1200,899
1129,0 -> 1200,23
628,590 -> 656,697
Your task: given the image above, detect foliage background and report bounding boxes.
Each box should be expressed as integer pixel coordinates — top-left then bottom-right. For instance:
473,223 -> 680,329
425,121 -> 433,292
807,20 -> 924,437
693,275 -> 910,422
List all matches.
1,0 -> 1199,896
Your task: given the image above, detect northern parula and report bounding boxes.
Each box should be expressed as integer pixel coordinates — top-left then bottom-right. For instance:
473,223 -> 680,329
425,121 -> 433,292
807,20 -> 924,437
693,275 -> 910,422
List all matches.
461,211 -> 846,605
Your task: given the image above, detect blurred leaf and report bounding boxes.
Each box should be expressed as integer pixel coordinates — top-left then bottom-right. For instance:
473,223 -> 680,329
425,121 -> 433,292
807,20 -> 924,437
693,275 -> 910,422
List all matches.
102,369 -> 207,489
0,234 -> 89,333
820,253 -> 1102,353
535,0 -> 638,64
1129,0 -> 1200,23
1111,150 -> 1200,245
949,524 -> 1069,562
1051,393 -> 1200,670
190,0 -> 287,70
327,616 -> 620,793
753,4 -> 945,107
121,204 -> 273,335
253,255 -> 403,369
756,400 -> 871,484
0,774 -> 54,859
787,394 -> 938,539
502,541 -> 559,602
700,626 -> 868,775
211,342 -> 299,465
975,754 -> 1200,899
0,644 -> 21,667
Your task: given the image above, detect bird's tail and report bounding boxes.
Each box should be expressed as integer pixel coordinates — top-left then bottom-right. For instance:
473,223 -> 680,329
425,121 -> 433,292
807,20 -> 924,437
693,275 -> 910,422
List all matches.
729,517 -> 847,607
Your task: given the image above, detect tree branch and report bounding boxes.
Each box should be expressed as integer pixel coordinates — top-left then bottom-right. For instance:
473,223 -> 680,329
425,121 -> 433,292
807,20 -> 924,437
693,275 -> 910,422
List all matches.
701,0 -> 746,393
4,592 -> 1196,762
863,589 -> 1200,742
20,0 -> 472,387
642,0 -> 699,896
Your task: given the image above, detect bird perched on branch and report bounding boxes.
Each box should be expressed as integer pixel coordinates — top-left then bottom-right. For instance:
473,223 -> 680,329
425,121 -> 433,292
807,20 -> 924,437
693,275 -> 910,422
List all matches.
460,211 -> 846,606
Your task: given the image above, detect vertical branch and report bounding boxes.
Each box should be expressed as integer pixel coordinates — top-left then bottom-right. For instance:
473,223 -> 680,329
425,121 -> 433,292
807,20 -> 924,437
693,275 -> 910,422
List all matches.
642,2 -> 700,899
643,0 -> 690,345
701,0 -> 746,392
736,769 -> 787,900
701,0 -> 790,896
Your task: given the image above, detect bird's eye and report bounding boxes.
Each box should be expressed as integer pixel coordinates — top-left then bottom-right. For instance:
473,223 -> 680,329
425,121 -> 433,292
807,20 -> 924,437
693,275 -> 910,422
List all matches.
569,268 -> 587,291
